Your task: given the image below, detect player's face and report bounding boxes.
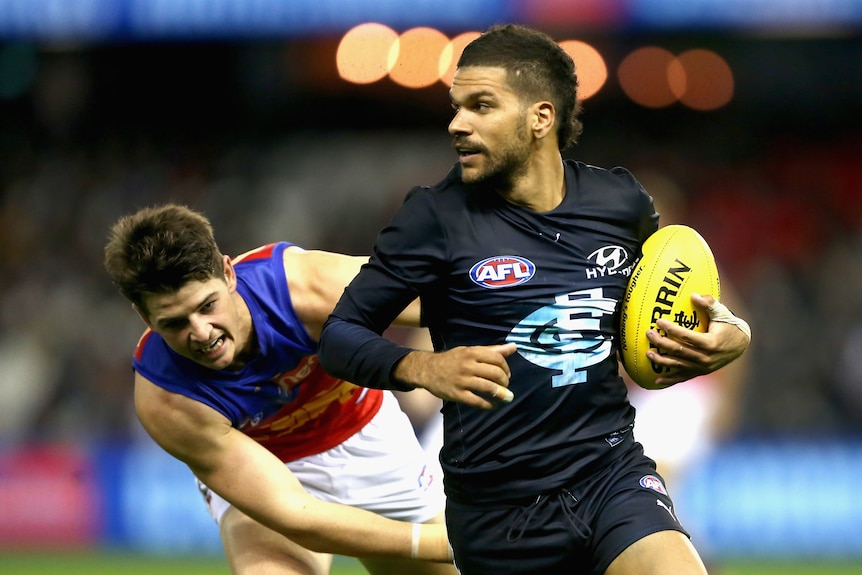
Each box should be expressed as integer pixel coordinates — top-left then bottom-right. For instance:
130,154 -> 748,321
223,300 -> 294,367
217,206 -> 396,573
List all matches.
139,259 -> 251,372
448,66 -> 533,187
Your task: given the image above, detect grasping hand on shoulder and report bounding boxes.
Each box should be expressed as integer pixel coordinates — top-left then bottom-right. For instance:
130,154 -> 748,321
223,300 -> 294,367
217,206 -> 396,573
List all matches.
646,293 -> 751,388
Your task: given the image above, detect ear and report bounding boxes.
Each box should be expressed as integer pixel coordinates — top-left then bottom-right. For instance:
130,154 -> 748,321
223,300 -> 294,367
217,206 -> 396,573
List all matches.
222,255 -> 238,292
530,101 -> 556,140
133,303 -> 153,329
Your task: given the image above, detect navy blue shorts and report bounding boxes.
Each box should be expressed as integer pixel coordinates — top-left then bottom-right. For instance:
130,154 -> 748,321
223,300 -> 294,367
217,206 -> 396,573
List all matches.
445,442 -> 688,575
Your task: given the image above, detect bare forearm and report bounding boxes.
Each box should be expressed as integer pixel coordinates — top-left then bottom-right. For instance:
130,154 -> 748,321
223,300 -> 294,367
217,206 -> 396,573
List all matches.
192,440 -> 450,562
256,495 -> 450,561
135,381 -> 452,561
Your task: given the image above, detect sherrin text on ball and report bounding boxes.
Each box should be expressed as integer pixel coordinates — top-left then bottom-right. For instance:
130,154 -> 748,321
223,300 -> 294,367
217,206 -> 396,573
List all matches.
620,225 -> 720,389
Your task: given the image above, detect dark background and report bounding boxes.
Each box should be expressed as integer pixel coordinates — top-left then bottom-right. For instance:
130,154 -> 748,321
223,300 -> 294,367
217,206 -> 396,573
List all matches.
1,0 -> 861,445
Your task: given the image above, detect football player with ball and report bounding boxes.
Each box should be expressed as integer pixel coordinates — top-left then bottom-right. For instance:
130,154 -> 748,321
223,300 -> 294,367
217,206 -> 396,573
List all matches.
320,24 -> 750,575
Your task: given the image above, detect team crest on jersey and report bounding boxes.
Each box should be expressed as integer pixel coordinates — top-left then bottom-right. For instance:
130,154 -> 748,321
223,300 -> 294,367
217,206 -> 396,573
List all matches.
469,256 -> 535,289
639,474 -> 668,495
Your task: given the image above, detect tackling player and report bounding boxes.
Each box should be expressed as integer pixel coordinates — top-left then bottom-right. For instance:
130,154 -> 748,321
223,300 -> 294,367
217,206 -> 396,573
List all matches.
104,204 -> 455,575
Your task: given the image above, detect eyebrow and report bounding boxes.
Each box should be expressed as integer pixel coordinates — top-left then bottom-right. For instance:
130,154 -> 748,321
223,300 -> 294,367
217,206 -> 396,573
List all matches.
153,290 -> 218,329
451,88 -> 498,105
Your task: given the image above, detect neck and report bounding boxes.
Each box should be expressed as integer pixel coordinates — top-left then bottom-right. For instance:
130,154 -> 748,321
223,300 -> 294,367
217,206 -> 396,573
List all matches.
498,151 -> 565,212
229,291 -> 258,371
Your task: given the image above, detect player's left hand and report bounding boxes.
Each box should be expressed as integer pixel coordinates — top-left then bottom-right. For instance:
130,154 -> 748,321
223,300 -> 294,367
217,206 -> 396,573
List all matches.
645,293 -> 751,387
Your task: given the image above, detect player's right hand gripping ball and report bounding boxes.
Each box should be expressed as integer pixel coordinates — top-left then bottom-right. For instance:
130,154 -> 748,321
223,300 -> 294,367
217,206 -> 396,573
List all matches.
620,225 -> 721,390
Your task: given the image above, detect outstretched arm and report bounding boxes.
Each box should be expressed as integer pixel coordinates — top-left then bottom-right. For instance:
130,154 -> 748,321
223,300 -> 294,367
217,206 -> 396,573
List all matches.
134,374 -> 452,562
645,293 -> 751,388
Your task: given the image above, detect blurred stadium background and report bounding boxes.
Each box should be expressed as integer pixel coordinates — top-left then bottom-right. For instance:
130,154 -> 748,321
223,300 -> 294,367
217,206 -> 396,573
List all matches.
2,0 -> 862,573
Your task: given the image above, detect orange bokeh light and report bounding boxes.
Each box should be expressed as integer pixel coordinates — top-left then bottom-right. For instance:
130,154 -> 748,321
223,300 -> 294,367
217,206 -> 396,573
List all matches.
618,46 -> 678,108
336,25 -> 732,115
674,49 -> 734,111
388,27 -> 451,88
559,40 -> 607,100
336,23 -> 398,84
438,31 -> 481,86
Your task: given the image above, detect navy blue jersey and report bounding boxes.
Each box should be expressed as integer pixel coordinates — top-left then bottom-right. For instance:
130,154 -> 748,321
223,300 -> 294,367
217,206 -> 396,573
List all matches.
320,160 -> 659,503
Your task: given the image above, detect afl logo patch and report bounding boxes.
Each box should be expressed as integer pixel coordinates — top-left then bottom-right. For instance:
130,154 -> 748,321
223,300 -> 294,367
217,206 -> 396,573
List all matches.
469,256 -> 536,289
639,474 -> 668,495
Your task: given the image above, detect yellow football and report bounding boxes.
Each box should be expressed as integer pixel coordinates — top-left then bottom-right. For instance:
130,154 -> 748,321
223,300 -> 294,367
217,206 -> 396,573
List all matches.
619,225 -> 721,390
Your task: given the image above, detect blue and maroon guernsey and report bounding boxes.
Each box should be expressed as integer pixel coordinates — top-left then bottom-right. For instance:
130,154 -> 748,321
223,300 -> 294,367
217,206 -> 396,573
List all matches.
320,160 -> 660,504
133,242 -> 383,462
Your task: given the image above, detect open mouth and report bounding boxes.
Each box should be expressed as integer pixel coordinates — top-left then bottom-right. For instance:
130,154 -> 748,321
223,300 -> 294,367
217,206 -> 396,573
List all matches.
454,139 -> 483,160
456,146 -> 482,162
197,336 -> 224,356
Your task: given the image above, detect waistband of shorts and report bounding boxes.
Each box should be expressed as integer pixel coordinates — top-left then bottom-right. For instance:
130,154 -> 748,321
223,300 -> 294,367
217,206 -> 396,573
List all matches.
444,430 -> 637,507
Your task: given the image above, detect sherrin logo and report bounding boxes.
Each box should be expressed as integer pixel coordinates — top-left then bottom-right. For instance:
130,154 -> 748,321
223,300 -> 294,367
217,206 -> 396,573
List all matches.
469,255 -> 535,289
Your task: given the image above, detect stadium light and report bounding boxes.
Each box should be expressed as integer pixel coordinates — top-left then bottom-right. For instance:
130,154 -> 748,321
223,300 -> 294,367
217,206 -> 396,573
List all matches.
336,23 -> 398,84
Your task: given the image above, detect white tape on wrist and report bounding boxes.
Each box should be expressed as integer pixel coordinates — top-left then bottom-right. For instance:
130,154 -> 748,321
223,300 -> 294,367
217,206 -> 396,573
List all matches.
707,300 -> 752,341
411,523 -> 422,559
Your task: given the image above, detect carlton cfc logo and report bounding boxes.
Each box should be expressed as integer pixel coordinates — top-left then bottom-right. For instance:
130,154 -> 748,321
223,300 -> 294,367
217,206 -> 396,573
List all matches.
469,256 -> 536,289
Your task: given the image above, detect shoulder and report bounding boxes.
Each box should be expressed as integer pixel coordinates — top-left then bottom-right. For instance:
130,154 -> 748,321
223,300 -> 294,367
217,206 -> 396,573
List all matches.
564,160 -> 658,239
567,160 -> 654,209
134,328 -> 171,368
133,330 -> 202,395
282,247 -> 366,288
232,242 -> 292,292
233,242 -> 289,266
282,247 -> 368,335
568,160 -> 644,191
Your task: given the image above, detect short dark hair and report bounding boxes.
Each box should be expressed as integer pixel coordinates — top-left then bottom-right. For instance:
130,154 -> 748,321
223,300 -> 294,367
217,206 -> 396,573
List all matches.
104,204 -> 224,314
457,24 -> 583,149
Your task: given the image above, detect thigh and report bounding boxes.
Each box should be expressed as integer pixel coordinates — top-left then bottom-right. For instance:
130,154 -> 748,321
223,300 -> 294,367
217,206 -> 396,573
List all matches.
587,443 -> 698,575
220,506 -> 333,575
604,530 -> 706,575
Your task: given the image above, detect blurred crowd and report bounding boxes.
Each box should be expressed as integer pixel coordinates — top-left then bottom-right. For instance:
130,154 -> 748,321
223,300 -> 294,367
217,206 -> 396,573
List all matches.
613,126 -> 862,437
1,126 -> 860,446
1,43 -> 861,447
